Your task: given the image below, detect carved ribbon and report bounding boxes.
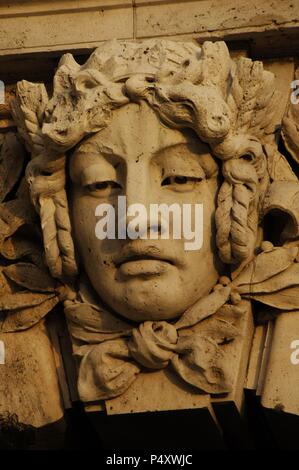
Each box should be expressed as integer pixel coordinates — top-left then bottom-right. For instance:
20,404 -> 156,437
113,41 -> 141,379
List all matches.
78,321 -> 230,401
65,285 -> 235,401
77,320 -> 231,402
64,244 -> 299,403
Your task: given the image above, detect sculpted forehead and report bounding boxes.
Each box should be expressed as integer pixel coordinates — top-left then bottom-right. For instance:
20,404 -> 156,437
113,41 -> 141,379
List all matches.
75,101 -> 192,159
70,101 -> 218,180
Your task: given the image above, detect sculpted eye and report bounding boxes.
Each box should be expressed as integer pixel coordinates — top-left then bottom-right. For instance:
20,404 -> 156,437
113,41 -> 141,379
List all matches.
85,181 -> 122,196
161,175 -> 203,186
241,153 -> 254,162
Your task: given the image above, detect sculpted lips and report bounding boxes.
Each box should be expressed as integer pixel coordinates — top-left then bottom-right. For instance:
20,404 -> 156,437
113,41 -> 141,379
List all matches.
114,244 -> 176,277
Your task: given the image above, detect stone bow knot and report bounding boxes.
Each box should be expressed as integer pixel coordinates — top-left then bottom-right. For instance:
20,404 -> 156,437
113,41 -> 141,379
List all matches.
78,321 -> 180,402
73,245 -> 299,402
128,321 -> 178,369
77,316 -> 232,402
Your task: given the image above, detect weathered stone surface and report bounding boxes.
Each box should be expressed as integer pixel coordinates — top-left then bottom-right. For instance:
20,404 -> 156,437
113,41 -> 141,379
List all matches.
105,368 -> 214,414
0,33 -> 299,451
0,320 -> 64,428
245,325 -> 266,391
135,0 -> 299,39
261,311 -> 299,416
6,38 -> 298,418
0,1 -> 134,56
0,1 -> 299,57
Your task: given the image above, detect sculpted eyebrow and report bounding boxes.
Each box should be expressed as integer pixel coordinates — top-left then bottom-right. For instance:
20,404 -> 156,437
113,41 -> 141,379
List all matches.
76,142 -> 200,163
153,143 -> 218,177
73,149 -> 122,168
75,139 -> 123,156
153,142 -> 191,157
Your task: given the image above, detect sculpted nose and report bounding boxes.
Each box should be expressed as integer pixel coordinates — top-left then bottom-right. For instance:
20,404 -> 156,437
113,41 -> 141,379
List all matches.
124,166 -> 163,238
125,166 -> 150,209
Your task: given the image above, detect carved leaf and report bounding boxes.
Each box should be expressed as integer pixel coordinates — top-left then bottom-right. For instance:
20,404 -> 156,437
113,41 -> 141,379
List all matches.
0,235 -> 42,264
0,133 -> 25,203
233,246 -> 298,286
174,286 -> 231,330
237,262 -> 299,295
0,196 -> 37,246
229,57 -> 279,137
0,269 -> 15,296
3,263 -> 56,293
245,286 -> 299,311
200,41 -> 231,92
0,296 -> 59,332
0,291 -> 55,310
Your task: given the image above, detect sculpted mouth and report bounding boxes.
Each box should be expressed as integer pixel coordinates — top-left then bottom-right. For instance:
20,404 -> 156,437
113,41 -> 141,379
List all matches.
116,254 -> 174,277
114,245 -> 176,269
115,254 -> 174,268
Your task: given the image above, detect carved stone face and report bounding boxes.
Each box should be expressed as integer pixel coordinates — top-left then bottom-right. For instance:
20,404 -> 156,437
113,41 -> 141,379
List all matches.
69,102 -> 222,322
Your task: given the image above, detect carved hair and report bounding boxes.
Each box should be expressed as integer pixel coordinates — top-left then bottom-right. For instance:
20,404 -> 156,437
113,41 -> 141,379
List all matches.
11,39 -> 279,278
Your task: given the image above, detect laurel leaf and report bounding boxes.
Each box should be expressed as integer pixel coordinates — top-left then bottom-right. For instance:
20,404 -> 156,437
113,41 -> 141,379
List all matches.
0,197 -> 37,247
229,57 -> 279,137
237,262 -> 299,295
233,246 -> 298,287
0,291 -> 55,310
0,296 -> 59,332
3,263 -> 56,293
0,269 -> 15,295
244,285 -> 299,310
174,286 -> 231,330
0,235 -> 42,264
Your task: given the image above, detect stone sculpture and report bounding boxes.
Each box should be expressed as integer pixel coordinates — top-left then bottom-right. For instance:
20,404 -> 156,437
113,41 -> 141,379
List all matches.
1,39 -> 299,409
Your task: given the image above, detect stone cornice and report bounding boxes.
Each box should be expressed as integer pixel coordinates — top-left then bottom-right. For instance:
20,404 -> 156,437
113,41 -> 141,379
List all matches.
0,0 -> 298,58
